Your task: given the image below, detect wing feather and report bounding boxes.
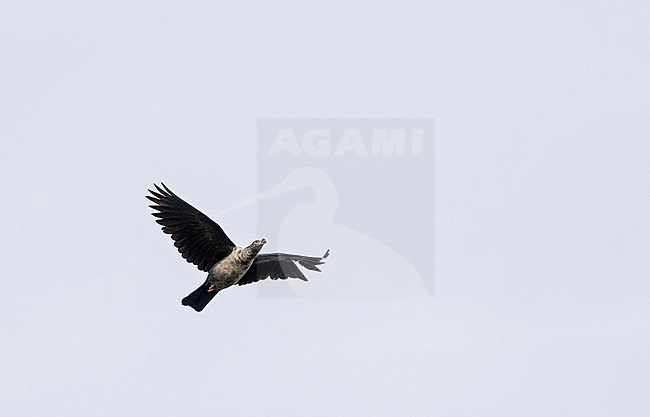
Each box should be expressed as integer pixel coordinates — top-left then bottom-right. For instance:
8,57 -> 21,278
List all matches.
147,183 -> 236,272
238,250 -> 329,286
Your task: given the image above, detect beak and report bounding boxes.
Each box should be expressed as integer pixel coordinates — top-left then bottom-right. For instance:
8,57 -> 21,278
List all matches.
261,238 -> 267,244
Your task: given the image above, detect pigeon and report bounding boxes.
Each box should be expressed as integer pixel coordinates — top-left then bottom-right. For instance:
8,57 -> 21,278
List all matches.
147,183 -> 329,311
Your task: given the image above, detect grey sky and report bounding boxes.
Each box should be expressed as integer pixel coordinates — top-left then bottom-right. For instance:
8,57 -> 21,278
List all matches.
1,1 -> 649,416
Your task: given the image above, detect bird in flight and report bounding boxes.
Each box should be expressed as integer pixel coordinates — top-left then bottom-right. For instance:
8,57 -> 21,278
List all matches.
147,183 -> 329,311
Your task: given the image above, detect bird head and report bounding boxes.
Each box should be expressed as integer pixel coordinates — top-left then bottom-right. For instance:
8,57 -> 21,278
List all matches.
250,238 -> 267,250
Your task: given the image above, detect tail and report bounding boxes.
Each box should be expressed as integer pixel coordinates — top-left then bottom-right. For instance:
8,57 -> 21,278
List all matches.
181,280 -> 219,312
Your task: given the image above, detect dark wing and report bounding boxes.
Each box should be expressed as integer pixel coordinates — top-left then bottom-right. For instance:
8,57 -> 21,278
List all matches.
237,250 -> 330,286
147,183 -> 236,272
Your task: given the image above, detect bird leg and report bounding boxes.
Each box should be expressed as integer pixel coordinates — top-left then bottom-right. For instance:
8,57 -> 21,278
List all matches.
207,283 -> 218,292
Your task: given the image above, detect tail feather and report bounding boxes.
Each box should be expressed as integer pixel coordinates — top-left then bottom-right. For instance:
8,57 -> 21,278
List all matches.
182,280 -> 219,312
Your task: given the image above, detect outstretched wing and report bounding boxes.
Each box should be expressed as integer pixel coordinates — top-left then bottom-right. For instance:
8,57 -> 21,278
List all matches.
237,250 -> 330,286
147,183 -> 236,272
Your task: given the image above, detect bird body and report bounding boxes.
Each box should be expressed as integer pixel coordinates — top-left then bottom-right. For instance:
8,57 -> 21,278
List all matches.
207,240 -> 265,291
147,183 -> 328,311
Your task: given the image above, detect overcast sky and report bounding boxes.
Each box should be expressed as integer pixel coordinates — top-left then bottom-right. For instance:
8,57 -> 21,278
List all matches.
1,1 -> 649,416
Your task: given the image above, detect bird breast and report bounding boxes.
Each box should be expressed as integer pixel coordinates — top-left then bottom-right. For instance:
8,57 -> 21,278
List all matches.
208,247 -> 256,288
